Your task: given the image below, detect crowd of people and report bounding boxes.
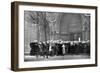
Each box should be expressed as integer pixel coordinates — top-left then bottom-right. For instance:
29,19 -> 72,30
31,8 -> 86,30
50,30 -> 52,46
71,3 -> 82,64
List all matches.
30,40 -> 90,58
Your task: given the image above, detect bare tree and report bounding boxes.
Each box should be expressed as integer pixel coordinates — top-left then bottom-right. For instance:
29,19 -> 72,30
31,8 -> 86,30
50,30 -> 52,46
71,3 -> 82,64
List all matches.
25,11 -> 49,42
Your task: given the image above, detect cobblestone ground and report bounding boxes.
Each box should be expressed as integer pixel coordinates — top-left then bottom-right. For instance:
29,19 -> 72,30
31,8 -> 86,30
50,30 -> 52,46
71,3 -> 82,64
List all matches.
24,54 -> 90,61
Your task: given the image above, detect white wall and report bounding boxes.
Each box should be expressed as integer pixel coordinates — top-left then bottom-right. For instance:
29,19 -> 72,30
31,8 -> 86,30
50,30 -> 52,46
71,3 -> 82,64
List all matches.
0,0 -> 100,73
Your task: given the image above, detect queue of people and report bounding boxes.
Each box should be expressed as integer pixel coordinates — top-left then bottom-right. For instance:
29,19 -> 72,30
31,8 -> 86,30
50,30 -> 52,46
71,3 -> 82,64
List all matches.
30,40 -> 90,58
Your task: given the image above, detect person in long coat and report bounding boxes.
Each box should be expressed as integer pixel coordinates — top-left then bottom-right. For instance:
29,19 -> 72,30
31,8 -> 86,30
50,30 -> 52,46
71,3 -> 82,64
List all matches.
30,42 -> 40,58
62,44 -> 66,56
30,42 -> 36,55
42,42 -> 49,58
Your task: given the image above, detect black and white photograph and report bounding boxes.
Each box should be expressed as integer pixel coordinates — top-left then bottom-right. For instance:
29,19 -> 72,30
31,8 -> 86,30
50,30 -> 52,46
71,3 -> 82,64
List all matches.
24,11 -> 91,61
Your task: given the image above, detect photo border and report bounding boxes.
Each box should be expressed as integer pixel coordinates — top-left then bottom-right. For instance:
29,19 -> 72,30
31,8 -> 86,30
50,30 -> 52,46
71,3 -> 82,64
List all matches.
11,1 -> 97,71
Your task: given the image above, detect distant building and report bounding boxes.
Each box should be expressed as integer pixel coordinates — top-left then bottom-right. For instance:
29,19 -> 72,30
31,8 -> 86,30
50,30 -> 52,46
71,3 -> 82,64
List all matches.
45,13 -> 90,41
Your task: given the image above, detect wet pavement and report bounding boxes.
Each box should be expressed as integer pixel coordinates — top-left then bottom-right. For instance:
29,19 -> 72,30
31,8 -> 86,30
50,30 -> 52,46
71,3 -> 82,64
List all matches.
24,54 -> 90,61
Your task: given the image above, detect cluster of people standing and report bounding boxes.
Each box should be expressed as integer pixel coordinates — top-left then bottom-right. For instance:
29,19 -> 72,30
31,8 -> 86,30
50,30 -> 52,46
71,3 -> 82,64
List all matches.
30,41 -> 90,59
